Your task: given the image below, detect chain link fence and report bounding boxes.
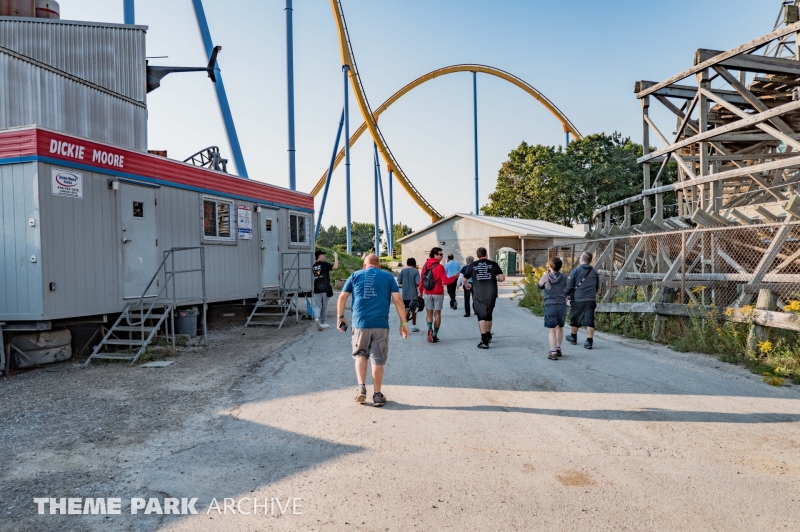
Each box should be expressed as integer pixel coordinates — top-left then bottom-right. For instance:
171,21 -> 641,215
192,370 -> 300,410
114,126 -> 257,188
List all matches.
548,221 -> 800,311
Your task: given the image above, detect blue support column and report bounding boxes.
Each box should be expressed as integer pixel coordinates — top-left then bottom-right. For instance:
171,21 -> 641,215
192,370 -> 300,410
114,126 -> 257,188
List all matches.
473,72 -> 479,215
123,0 -> 135,24
191,0 -> 249,178
285,0 -> 297,190
374,146 -> 380,255
343,65 -> 352,254
374,144 -> 389,255
314,109 -> 345,243
388,168 -> 394,257
565,130 -> 570,146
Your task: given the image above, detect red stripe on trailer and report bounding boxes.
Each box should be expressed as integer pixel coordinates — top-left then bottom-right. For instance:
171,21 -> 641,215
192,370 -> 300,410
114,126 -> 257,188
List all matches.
0,127 -> 314,211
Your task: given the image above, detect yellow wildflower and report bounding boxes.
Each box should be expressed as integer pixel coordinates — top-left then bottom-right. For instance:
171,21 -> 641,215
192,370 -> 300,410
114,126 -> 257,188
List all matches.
724,308 -> 734,317
691,286 -> 706,295
741,305 -> 755,317
757,340 -> 773,354
783,300 -> 800,313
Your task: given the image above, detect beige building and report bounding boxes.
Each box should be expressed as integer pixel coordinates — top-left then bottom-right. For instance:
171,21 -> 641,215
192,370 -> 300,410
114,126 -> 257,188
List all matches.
398,214 -> 586,270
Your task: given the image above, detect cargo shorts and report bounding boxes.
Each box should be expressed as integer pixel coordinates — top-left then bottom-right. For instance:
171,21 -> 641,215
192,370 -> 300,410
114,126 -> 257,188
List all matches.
351,327 -> 390,365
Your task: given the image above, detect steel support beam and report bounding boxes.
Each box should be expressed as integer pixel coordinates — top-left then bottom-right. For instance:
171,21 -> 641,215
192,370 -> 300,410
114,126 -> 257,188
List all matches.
473,72 -> 479,215
191,0 -> 249,177
314,109 -> 345,243
123,0 -> 135,24
285,0 -> 297,190
344,65 -> 352,254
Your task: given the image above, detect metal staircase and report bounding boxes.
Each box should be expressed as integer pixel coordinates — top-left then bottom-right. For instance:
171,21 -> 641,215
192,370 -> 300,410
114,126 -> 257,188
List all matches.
85,247 -> 207,365
244,289 -> 297,328
245,252 -> 311,329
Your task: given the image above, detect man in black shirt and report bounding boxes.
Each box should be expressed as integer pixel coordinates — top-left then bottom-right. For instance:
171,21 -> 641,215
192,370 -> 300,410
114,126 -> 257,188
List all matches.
462,247 -> 505,349
312,249 -> 338,331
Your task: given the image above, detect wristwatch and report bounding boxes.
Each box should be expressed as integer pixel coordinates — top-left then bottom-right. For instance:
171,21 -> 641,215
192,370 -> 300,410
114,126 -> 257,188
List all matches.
338,315 -> 345,319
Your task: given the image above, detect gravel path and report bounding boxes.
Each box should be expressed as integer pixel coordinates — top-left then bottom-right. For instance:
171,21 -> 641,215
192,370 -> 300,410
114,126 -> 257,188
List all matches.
3,282 -> 800,531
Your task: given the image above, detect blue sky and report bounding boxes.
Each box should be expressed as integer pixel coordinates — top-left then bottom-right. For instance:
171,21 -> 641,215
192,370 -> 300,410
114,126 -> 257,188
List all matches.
63,1 -> 778,231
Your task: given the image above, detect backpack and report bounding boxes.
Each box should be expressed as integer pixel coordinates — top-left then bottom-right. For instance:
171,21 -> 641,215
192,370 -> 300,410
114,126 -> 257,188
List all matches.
422,264 -> 436,291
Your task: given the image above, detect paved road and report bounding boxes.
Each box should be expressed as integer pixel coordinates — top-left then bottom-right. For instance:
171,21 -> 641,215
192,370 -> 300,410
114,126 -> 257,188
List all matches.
140,281 -> 798,530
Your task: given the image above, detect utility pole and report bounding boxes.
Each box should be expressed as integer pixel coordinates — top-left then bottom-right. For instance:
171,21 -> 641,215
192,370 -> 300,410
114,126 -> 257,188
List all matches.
285,0 -> 296,190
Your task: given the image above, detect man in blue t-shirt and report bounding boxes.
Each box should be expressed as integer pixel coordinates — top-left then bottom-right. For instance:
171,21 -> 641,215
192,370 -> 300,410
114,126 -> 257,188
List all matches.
337,254 -> 409,407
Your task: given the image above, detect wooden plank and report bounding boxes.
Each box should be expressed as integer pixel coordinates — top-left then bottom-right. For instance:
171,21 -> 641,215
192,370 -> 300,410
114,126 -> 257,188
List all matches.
637,99 -> 800,164
697,49 -> 800,77
639,81 -> 749,105
735,224 -> 792,306
615,237 -> 649,282
636,21 -> 800,99
595,302 -> 800,332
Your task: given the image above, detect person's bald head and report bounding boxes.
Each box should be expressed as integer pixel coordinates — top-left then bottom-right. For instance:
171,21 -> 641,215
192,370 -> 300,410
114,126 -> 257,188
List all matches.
364,254 -> 380,268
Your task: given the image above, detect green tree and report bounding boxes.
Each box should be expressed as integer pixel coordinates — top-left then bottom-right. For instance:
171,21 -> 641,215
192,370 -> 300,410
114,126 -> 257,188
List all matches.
384,222 -> 414,255
483,132 -> 678,226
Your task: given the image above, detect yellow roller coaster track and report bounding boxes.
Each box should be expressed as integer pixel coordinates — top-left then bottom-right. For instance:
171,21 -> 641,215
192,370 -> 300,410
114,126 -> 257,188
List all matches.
328,0 -> 581,222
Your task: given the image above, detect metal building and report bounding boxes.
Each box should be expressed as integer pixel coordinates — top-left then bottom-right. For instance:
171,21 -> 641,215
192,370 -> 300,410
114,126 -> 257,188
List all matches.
0,126 -> 314,329
0,15 -> 148,150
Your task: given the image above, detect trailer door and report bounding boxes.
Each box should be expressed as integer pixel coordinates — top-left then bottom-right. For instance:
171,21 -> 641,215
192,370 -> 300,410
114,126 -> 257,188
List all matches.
120,183 -> 158,299
260,208 -> 281,289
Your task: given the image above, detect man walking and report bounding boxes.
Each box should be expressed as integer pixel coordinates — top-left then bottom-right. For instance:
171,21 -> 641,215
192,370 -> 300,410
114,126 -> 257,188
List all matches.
312,249 -> 338,331
565,251 -> 600,349
458,256 -> 474,317
463,247 -> 505,349
337,254 -> 408,406
444,254 -> 461,310
419,247 -> 459,343
396,257 -> 421,332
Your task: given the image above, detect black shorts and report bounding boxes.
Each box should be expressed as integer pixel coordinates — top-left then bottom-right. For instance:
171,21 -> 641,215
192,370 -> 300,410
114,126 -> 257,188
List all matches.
569,300 -> 597,328
472,298 -> 496,321
544,304 -> 567,328
403,299 -> 412,309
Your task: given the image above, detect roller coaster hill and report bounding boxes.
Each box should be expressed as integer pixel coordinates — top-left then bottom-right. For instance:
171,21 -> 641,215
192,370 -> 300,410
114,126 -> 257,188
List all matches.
566,3 -> 800,336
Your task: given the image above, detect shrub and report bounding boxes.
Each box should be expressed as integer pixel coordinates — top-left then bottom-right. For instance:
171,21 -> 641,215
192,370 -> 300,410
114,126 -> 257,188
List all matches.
516,265 -> 546,316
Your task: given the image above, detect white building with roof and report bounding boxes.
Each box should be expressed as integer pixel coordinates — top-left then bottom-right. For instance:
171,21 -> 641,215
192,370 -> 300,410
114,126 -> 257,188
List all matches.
398,214 -> 587,271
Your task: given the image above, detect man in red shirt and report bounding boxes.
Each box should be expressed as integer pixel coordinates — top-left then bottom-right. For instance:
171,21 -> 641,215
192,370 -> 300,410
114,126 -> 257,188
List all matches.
419,247 -> 459,343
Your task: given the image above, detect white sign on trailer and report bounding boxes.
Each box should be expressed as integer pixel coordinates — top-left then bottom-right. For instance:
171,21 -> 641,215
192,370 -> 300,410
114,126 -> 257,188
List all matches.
51,168 -> 83,199
238,205 -> 252,240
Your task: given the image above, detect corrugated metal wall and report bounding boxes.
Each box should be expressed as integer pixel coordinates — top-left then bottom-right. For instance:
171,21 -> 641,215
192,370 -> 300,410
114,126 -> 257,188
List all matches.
0,18 -> 147,150
0,52 -> 147,150
0,161 -> 43,320
0,17 -> 146,103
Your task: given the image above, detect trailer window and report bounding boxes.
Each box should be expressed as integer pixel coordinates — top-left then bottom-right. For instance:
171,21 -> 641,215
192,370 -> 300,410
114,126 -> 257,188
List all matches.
133,201 -> 144,218
289,212 -> 308,245
203,199 -> 233,240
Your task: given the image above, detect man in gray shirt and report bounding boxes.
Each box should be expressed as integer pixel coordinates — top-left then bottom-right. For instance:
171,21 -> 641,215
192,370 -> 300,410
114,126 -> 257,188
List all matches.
396,257 -> 421,332
565,251 -> 601,349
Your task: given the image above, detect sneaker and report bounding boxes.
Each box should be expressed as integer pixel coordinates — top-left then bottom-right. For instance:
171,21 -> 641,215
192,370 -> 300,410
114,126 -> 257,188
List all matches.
556,347 -> 562,357
463,313 -> 470,318
315,319 -> 323,331
355,386 -> 367,403
548,351 -> 559,360
432,336 -> 440,343
477,341 -> 489,349
427,330 -> 433,343
320,323 -> 330,329
584,339 -> 593,350
566,334 -> 577,345
453,302 -> 458,310
373,392 -> 386,407
487,332 -> 493,343
411,326 -> 419,332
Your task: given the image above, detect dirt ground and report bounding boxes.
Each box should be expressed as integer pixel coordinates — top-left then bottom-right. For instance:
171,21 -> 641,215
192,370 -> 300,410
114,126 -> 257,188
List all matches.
0,316 -> 308,532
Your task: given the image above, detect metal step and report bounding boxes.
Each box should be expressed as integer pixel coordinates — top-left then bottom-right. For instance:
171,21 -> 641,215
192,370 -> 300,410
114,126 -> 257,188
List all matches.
90,353 -> 136,360
112,326 -> 159,332
103,339 -> 145,346
247,321 -> 282,326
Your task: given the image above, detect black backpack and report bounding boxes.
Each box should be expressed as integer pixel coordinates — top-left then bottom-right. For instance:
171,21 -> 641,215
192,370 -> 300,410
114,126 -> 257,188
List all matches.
422,264 -> 436,291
